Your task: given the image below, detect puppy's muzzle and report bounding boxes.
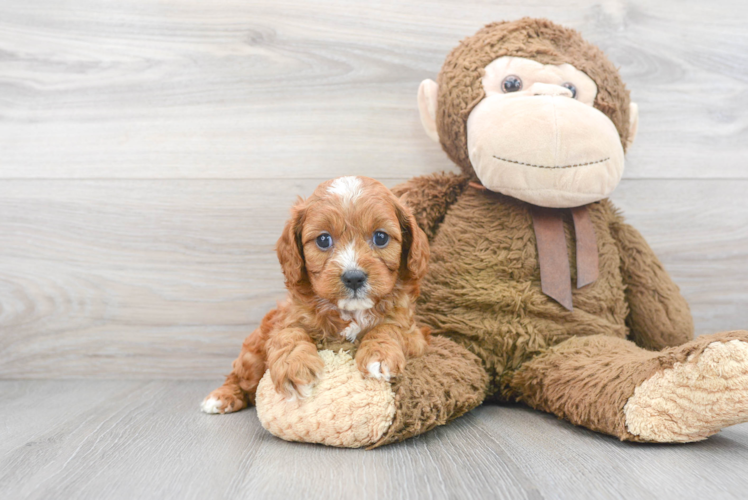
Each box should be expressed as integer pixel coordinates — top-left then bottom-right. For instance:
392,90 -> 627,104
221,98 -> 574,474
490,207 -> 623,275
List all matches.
341,270 -> 367,292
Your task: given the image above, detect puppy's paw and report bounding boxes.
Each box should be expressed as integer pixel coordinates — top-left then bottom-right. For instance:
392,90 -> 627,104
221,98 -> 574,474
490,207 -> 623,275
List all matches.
201,396 -> 225,414
366,361 -> 392,381
356,346 -> 405,382
270,346 -> 324,401
282,381 -> 315,401
201,389 -> 247,414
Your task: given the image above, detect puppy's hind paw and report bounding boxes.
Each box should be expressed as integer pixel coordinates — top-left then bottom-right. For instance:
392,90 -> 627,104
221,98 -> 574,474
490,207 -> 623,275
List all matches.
200,389 -> 247,414
201,397 -> 223,414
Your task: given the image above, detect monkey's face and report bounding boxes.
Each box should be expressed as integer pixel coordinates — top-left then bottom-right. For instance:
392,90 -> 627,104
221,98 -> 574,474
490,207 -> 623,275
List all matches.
466,56 -> 628,208
419,56 -> 639,208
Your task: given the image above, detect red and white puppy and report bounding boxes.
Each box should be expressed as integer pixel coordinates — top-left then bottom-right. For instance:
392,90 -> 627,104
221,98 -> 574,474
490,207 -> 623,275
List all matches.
201,176 -> 430,413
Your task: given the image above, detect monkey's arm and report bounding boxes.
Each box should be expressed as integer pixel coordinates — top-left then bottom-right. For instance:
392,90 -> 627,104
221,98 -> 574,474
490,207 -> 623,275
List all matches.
610,216 -> 694,350
391,172 -> 470,240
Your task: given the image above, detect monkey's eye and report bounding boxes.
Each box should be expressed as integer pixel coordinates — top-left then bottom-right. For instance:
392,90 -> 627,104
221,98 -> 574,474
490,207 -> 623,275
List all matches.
316,233 -> 332,250
501,75 -> 523,93
562,82 -> 577,99
373,231 -> 389,248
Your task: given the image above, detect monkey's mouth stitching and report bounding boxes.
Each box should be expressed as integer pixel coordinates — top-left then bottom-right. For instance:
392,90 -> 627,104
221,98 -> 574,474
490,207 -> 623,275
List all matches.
493,156 -> 610,170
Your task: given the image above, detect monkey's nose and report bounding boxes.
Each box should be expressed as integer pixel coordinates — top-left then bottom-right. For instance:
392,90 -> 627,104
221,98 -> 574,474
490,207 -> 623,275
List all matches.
341,270 -> 367,291
528,82 -> 573,98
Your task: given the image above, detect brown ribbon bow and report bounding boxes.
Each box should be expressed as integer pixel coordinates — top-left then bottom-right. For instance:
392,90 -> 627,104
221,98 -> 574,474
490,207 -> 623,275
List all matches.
531,205 -> 599,311
468,182 -> 599,311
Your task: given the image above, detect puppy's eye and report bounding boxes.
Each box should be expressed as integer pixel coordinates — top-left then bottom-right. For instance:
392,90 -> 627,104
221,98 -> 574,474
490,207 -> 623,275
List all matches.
373,231 -> 389,248
316,233 -> 332,250
502,75 -> 522,93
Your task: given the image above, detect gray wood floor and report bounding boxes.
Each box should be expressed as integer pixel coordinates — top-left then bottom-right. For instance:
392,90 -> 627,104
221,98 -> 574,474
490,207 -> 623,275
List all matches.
3,380 -> 748,500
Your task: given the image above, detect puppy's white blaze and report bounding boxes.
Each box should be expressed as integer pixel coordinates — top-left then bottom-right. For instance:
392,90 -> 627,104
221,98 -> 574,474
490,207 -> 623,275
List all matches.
334,243 -> 373,312
341,322 -> 362,342
333,242 -> 360,273
338,297 -> 374,311
200,397 -> 222,414
327,176 -> 363,204
343,309 -> 376,329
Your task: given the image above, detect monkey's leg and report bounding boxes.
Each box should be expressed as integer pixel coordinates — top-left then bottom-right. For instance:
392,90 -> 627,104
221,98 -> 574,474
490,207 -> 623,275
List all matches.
254,336 -> 488,448
370,336 -> 488,447
510,331 -> 748,442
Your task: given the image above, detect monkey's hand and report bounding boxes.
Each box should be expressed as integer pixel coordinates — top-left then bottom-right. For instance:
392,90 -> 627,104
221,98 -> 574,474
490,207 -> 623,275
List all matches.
610,211 -> 694,350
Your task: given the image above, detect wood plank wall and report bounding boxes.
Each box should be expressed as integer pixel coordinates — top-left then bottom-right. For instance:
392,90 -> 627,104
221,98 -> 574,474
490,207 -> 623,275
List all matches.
1,0 -> 746,378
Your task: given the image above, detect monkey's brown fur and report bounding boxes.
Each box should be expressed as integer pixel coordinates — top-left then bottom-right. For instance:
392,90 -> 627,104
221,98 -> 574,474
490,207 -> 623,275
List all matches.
373,175 -> 698,445
370,18 -> 748,446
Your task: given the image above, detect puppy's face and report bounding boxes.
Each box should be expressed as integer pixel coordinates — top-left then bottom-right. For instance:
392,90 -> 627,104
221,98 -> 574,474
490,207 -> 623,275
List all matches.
276,176 -> 428,311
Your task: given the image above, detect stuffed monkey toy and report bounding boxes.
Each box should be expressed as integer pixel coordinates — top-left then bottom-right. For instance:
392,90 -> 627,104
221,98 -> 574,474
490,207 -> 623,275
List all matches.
252,18 -> 748,447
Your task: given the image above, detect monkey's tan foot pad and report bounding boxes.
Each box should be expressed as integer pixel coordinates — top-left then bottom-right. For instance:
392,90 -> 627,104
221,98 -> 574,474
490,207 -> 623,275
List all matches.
624,340 -> 748,442
255,349 -> 396,448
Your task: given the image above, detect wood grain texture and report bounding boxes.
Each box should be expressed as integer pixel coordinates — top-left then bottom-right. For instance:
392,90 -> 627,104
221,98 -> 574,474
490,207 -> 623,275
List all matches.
0,0 -> 747,378
0,0 -> 746,179
1,179 -> 747,378
2,380 -> 748,500
472,404 -> 748,500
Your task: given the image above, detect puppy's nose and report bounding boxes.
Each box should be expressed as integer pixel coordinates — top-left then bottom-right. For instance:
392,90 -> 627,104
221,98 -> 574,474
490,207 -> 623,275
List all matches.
341,270 -> 367,291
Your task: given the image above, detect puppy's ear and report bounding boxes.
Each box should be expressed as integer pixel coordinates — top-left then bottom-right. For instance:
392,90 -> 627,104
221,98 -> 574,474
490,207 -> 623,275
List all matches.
395,198 -> 429,283
276,198 -> 308,287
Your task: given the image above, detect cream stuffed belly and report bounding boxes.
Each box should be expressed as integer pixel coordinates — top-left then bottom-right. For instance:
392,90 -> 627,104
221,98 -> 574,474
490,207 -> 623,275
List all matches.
255,349 -> 396,448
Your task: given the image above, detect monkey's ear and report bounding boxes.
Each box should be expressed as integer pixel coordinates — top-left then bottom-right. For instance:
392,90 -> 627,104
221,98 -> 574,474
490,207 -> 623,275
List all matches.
418,79 -> 440,143
625,102 -> 639,151
276,199 -> 307,287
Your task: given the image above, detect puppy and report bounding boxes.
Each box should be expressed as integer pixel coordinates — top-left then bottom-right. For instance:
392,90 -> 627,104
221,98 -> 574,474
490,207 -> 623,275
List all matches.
201,176 -> 430,413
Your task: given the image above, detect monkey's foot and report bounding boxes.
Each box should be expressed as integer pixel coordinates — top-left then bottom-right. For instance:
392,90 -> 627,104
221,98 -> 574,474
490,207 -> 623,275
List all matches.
624,339 -> 748,442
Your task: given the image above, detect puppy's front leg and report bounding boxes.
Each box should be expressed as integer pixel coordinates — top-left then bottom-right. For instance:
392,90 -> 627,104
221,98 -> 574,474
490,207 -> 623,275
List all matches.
355,325 -> 407,382
266,328 -> 324,400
